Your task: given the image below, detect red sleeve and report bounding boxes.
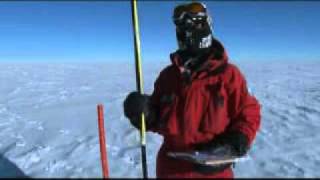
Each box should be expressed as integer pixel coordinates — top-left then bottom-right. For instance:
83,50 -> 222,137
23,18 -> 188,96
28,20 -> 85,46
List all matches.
226,65 -> 261,145
147,68 -> 165,134
150,76 -> 162,108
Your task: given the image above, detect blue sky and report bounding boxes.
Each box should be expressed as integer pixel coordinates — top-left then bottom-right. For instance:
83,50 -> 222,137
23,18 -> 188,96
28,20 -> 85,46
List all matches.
0,1 -> 319,63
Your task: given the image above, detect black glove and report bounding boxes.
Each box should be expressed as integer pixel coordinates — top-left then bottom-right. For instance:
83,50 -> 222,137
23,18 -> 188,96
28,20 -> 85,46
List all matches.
123,91 -> 157,130
221,131 -> 249,157
193,131 -> 250,175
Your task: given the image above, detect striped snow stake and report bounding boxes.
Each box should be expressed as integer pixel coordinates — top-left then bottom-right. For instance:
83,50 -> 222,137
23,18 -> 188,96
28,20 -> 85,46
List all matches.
97,104 -> 109,178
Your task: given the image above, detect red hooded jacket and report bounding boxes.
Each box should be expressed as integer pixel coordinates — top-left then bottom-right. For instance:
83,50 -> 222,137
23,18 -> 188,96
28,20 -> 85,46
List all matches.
148,39 -> 261,178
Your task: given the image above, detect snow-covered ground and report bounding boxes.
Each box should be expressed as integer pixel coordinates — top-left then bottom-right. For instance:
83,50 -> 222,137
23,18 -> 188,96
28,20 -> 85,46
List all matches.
0,60 -> 319,178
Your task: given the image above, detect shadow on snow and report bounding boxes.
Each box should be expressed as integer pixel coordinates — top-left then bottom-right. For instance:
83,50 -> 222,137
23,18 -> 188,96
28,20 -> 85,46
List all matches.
0,154 -> 28,178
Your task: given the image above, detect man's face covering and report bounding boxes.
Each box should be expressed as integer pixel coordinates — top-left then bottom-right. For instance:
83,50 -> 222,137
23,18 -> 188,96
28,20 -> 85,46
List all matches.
173,2 -> 214,56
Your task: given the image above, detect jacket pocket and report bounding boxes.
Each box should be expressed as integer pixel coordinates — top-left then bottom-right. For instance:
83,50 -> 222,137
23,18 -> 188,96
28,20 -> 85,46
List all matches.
199,82 -> 230,134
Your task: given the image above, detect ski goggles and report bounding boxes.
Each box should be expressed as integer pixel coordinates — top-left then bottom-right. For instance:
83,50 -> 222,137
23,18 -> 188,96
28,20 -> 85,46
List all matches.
173,2 -> 208,28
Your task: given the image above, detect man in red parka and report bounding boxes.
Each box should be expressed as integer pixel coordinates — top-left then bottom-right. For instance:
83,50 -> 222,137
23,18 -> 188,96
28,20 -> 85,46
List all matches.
123,2 -> 261,178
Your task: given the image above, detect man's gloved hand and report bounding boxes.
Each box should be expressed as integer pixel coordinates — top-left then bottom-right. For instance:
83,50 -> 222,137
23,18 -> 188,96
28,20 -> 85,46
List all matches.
218,131 -> 250,157
123,91 -> 156,130
193,131 -> 250,174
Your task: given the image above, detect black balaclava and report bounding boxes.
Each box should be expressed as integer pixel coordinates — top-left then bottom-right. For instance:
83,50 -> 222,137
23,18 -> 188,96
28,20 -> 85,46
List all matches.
173,2 -> 214,70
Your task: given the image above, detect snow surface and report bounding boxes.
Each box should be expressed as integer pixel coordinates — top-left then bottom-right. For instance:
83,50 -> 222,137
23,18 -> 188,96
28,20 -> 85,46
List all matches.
0,61 -> 319,178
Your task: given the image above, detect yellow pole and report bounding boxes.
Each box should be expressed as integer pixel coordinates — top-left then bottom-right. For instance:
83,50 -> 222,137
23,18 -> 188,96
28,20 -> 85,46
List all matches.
130,0 -> 148,178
